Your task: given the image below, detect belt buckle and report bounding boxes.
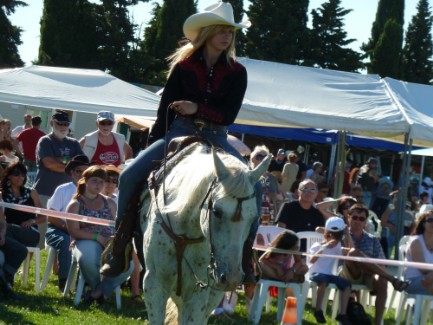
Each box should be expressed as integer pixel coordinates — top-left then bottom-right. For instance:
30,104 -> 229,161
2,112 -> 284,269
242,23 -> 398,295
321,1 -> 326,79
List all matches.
193,118 -> 205,131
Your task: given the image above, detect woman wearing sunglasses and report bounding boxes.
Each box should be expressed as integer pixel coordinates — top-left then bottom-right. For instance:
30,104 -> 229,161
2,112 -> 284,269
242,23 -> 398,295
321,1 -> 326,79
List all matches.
404,211 -> 433,295
0,161 -> 46,294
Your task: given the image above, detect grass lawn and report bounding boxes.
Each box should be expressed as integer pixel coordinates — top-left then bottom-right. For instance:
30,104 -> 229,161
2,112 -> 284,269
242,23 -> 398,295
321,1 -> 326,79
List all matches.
1,249 -> 429,324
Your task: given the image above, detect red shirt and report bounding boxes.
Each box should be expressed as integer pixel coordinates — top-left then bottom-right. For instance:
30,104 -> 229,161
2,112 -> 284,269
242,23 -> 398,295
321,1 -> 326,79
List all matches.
91,138 -> 121,166
16,127 -> 46,161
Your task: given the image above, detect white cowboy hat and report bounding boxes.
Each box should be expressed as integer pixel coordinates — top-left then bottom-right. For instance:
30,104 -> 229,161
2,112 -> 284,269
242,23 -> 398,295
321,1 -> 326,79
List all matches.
183,2 -> 251,42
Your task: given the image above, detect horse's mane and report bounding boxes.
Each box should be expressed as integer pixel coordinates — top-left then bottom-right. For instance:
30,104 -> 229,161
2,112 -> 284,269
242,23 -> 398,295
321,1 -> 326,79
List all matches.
160,145 -> 253,217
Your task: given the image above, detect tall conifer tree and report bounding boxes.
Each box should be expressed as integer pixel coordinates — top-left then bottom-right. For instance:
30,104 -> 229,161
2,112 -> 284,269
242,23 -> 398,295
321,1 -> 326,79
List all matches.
0,0 -> 27,67
245,0 -> 309,64
309,0 -> 363,72
401,0 -> 433,84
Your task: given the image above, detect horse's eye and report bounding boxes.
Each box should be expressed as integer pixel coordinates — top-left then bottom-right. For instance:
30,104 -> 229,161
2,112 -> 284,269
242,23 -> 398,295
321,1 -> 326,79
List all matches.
212,207 -> 223,219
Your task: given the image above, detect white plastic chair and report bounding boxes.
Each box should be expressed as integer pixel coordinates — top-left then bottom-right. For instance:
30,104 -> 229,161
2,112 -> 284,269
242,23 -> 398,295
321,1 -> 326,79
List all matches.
248,226 -> 307,325
21,246 -> 41,294
368,210 -> 382,238
39,245 -> 56,292
395,236 -> 433,325
63,255 -> 121,309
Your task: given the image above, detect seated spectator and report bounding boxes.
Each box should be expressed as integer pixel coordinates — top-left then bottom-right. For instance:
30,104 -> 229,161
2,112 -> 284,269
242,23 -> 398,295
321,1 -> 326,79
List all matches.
404,211 -> 433,295
285,179 -> 301,203
381,191 -> 415,258
315,182 -> 330,203
102,165 -> 142,303
306,161 -> 325,184
66,166 -> 133,304
0,140 -> 20,165
310,217 -> 351,325
419,177 -> 433,205
340,203 -> 409,325
258,229 -> 308,284
1,162 -> 46,288
349,184 -> 363,204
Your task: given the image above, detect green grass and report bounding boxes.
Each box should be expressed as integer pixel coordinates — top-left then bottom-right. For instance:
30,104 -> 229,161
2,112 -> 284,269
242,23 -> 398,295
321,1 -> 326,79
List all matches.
1,249 -> 429,324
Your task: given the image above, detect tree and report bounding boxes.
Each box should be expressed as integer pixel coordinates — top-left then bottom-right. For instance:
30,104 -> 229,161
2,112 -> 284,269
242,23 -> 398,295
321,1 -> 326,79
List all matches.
362,0 -> 404,75
38,0 -> 99,67
136,0 -> 196,85
371,19 -> 403,78
309,0 -> 363,72
0,0 -> 27,68
228,0 -> 248,56
245,0 -> 309,65
401,0 -> 433,84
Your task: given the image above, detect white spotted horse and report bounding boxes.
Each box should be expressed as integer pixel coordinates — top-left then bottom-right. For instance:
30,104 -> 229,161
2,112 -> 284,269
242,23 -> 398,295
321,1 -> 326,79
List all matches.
139,140 -> 270,324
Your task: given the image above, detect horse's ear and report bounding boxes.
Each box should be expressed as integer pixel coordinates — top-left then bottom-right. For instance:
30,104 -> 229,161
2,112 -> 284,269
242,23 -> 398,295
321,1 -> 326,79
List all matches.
213,147 -> 230,180
250,154 -> 272,183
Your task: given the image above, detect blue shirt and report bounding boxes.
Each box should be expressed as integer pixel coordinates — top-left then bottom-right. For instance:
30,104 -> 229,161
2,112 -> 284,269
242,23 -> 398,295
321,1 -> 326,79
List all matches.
350,230 -> 385,259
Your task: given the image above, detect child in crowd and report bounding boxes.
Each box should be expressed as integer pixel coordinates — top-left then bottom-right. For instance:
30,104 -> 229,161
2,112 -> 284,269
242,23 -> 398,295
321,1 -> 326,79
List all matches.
310,216 -> 351,325
258,230 -> 308,283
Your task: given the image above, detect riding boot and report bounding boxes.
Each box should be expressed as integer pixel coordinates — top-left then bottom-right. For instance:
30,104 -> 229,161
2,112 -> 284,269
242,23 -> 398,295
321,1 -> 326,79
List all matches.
242,237 -> 256,285
100,190 -> 143,277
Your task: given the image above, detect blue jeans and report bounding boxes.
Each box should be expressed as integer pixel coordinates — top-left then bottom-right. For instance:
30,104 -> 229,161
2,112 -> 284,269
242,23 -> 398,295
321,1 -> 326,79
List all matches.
117,118 -> 246,223
73,240 -> 133,296
45,225 -> 71,280
310,272 -> 351,290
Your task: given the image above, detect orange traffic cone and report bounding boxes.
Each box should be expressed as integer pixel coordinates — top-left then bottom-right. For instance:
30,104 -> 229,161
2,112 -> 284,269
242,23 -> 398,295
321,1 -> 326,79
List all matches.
281,296 -> 297,325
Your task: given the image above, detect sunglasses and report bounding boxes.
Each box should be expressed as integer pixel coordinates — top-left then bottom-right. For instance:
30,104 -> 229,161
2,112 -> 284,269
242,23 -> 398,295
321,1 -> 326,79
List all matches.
425,217 -> 433,223
300,188 -> 317,193
105,177 -> 118,185
254,153 -> 266,161
99,120 -> 114,126
350,215 -> 366,222
11,171 -> 26,177
55,121 -> 70,127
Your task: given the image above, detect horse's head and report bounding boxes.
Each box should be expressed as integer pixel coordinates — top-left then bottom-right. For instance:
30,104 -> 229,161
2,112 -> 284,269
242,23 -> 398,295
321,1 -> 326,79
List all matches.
200,149 -> 271,291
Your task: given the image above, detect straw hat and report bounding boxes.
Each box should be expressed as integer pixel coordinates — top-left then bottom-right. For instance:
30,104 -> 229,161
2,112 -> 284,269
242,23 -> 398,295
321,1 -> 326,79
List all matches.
183,2 -> 251,42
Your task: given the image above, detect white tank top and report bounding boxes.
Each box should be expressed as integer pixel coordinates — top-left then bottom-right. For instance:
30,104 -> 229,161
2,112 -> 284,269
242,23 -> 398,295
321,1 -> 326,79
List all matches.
404,234 -> 433,279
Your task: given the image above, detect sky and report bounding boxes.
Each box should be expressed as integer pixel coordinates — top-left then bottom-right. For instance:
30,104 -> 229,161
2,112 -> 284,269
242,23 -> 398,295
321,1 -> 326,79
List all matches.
9,0 -> 430,67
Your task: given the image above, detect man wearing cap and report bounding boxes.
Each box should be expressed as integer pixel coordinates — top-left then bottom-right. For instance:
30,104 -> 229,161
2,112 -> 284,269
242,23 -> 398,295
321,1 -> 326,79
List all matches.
35,110 -> 83,247
79,111 -> 132,167
268,148 -> 286,173
357,157 -> 380,208
15,116 -> 46,172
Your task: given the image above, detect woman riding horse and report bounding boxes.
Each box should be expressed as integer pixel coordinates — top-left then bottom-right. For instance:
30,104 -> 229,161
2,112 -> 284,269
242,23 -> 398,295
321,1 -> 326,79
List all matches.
101,2 -> 252,277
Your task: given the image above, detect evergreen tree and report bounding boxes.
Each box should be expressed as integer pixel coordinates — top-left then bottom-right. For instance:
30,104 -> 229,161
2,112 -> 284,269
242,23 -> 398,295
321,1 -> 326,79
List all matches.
245,0 -> 309,65
137,0 -> 196,85
227,0 -> 248,56
309,0 -> 363,72
0,0 -> 27,68
362,0 -> 404,74
371,19 -> 403,78
39,0 -> 98,67
401,0 -> 433,84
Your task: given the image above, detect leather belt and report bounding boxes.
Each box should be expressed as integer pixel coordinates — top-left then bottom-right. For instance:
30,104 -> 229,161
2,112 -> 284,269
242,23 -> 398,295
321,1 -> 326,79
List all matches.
177,116 -> 227,132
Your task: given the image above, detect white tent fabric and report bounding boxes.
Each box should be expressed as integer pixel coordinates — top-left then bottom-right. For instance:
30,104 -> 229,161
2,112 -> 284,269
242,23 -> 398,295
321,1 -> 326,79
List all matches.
237,58 -> 433,147
0,65 -> 160,117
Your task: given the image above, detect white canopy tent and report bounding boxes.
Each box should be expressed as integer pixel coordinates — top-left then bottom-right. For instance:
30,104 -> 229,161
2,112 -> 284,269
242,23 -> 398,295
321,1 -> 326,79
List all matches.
0,65 -> 160,117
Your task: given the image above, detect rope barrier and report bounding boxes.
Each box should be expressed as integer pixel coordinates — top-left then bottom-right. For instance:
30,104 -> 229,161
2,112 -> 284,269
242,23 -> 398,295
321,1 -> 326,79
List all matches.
254,245 -> 433,271
0,201 -> 114,227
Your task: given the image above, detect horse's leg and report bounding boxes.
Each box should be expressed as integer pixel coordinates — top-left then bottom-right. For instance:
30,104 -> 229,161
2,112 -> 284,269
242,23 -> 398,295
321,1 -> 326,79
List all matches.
143,272 -> 170,325
178,290 -> 212,325
206,289 -> 226,317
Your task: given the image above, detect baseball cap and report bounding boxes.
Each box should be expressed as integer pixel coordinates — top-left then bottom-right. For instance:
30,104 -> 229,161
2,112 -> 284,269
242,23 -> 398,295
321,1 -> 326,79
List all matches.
52,110 -> 70,122
367,157 -> 378,164
277,148 -> 285,155
325,216 -> 346,232
97,111 -> 115,122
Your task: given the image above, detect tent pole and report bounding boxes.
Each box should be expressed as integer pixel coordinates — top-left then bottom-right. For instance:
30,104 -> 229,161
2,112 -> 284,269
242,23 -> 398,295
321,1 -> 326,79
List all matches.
420,156 -> 425,186
395,133 -> 412,259
328,144 -> 337,186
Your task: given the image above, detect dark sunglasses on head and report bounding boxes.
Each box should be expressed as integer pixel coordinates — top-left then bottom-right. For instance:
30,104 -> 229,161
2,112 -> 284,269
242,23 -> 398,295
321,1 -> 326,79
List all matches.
11,171 -> 26,177
425,217 -> 433,223
350,215 -> 366,222
99,120 -> 114,126
55,121 -> 70,127
105,177 -> 118,185
300,187 -> 317,193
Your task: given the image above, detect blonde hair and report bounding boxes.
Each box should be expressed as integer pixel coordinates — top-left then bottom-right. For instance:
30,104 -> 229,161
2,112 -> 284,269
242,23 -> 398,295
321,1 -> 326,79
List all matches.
73,165 -> 106,200
167,25 -> 237,76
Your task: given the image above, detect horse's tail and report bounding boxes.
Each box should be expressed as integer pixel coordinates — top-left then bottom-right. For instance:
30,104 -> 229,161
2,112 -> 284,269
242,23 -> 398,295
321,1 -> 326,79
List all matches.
164,298 -> 178,325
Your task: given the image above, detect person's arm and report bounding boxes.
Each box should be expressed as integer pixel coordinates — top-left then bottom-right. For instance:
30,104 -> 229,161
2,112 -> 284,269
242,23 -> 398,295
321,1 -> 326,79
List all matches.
41,156 -> 67,173
78,137 -> 85,148
123,142 -> 133,160
30,189 -> 47,225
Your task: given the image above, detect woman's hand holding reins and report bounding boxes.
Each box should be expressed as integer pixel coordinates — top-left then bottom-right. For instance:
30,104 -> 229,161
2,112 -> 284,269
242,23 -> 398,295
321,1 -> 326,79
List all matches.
171,101 -> 198,116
